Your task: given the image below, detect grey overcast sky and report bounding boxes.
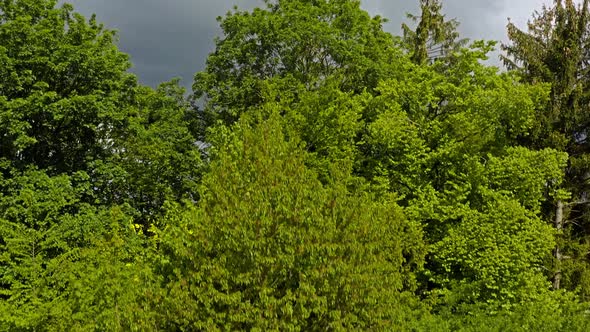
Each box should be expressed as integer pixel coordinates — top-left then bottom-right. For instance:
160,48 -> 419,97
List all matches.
66,0 -> 551,88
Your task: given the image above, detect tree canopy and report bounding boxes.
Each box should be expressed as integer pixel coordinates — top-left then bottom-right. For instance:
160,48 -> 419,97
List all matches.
2,0 -> 590,330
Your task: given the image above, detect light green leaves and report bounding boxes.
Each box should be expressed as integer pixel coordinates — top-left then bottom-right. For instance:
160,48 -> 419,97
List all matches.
156,113 -> 425,330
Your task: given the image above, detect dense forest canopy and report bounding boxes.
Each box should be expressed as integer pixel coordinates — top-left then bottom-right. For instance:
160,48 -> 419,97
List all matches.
2,0 -> 590,330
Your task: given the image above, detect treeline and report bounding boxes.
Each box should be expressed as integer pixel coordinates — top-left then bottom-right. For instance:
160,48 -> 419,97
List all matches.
1,0 -> 590,330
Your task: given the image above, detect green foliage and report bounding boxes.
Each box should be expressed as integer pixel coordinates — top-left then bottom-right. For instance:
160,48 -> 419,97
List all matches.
0,167 -> 102,330
49,212 -> 158,332
99,79 -> 203,227
156,113 -> 427,330
359,40 -> 567,308
441,291 -> 590,332
0,167 -> 158,331
0,1 -> 196,329
432,196 -> 554,305
402,0 -> 468,65
193,0 -> 400,130
502,0 -> 590,295
2,0 -> 590,330
0,0 -> 134,174
274,79 -> 368,182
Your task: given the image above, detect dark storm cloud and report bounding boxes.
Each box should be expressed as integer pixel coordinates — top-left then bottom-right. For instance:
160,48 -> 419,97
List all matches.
366,0 -> 547,49
65,0 -> 549,88
66,0 -> 261,87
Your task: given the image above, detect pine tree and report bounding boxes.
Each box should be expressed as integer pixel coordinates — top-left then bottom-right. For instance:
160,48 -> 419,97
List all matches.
502,0 -> 590,294
402,0 -> 467,65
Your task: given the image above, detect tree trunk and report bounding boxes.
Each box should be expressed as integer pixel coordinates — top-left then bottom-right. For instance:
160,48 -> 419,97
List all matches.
553,200 -> 564,290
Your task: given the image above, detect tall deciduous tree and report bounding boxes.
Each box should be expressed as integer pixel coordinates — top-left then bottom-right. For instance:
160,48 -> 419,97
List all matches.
0,1 -> 198,329
0,0 -> 133,175
155,112 -> 428,330
193,0 -> 399,132
0,0 -> 201,225
360,40 -> 566,308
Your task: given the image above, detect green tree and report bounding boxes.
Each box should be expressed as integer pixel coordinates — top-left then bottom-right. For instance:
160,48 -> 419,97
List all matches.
0,167 -> 106,330
49,211 -> 158,331
441,290 -> 590,332
0,0 -> 134,174
502,0 -> 590,293
95,79 -> 203,229
155,111 -> 427,330
0,0 -> 201,218
193,0 -> 399,132
360,42 -> 566,308
0,1 -> 197,329
402,0 -> 467,65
